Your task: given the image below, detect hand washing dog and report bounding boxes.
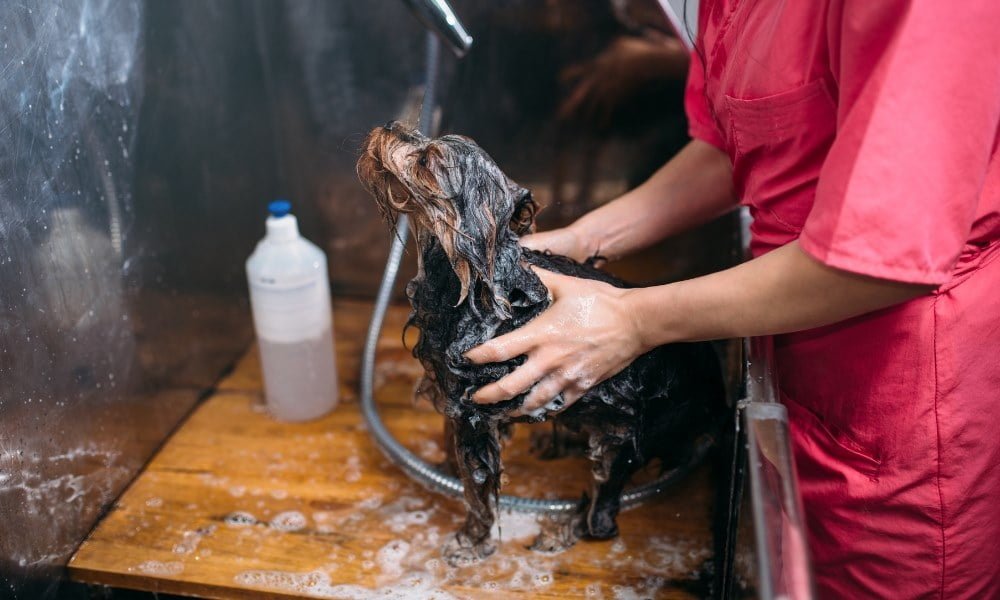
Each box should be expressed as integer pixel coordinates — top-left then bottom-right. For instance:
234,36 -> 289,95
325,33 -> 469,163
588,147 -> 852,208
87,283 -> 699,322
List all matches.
357,122 -> 726,566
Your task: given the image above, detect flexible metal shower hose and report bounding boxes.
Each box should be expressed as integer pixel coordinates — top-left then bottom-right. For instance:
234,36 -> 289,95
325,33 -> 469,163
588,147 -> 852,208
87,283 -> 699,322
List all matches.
357,34 -> 709,514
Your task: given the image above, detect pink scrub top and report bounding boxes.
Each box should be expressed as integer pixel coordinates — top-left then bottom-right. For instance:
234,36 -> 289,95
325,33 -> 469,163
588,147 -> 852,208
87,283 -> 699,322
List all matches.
685,1 -> 1000,597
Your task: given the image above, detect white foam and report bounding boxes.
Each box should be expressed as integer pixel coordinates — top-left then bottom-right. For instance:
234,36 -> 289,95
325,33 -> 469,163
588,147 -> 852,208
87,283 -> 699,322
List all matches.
172,525 -> 216,555
423,558 -> 441,571
484,554 -> 556,591
135,560 -> 183,576
378,496 -> 433,535
312,511 -> 345,533
386,510 -> 430,533
357,495 -> 384,510
235,569 -> 460,600
643,534 -> 712,576
611,585 -> 642,600
197,473 -> 229,487
0,443 -> 127,567
224,511 -> 257,527
270,511 -> 308,532
491,511 -> 541,541
144,497 -> 162,508
376,540 -> 411,577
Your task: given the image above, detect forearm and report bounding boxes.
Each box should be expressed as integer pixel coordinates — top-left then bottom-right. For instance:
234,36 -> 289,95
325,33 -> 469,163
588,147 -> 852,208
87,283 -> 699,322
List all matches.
628,241 -> 936,348
570,139 -> 738,260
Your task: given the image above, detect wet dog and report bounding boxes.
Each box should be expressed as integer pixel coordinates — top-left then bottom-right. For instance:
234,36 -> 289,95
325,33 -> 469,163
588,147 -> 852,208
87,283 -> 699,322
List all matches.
357,123 -> 726,565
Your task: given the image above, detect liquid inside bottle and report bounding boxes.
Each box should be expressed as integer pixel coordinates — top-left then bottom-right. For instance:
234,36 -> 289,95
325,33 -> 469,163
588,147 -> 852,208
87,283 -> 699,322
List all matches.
246,200 -> 338,421
257,325 -> 336,422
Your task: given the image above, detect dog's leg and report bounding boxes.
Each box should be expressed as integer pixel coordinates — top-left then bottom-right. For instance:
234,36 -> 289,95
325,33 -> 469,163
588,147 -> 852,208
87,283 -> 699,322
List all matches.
529,495 -> 587,553
442,414 -> 501,566
582,434 -> 637,539
528,434 -> 635,553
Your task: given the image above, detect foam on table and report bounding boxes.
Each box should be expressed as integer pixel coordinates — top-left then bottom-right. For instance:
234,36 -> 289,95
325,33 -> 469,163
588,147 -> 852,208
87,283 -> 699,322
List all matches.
69,299 -> 719,599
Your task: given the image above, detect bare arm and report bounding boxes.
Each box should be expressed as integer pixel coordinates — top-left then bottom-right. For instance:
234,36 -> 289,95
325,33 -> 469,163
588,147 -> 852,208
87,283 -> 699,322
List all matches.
526,139 -> 738,261
467,242 -> 933,413
628,240 -> 934,347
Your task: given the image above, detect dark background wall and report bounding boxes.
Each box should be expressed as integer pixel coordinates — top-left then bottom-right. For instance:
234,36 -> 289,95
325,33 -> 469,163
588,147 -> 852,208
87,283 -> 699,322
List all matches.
0,1 -> 733,598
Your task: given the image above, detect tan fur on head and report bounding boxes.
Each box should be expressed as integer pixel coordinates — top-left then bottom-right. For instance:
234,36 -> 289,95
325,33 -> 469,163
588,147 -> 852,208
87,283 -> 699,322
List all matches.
358,124 -> 541,316
359,126 -> 489,306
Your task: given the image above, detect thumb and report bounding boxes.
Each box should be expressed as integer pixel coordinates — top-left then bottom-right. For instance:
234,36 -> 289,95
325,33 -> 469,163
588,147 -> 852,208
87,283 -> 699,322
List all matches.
520,230 -> 563,253
518,232 -> 546,252
530,266 -> 571,298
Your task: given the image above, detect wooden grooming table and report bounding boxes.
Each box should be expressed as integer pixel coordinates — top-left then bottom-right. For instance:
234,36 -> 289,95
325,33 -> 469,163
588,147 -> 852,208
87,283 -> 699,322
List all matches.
69,299 -> 717,599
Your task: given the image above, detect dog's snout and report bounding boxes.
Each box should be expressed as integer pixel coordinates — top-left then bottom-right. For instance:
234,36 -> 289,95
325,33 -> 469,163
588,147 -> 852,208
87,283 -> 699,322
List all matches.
383,120 -> 398,132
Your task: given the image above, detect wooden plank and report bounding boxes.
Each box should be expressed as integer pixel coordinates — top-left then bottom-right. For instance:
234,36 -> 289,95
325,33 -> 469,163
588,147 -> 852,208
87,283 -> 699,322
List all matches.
69,299 -> 718,599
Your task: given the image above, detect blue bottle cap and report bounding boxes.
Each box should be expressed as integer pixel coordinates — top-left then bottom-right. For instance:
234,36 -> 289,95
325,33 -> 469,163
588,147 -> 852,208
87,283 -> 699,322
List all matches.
268,199 -> 292,218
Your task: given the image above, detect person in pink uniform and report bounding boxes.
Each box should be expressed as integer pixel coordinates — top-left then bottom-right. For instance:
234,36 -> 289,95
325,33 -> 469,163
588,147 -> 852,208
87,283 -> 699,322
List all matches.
466,1 -> 1000,597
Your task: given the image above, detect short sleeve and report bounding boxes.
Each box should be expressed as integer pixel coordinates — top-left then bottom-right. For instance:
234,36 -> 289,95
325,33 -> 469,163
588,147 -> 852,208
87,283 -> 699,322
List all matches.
684,22 -> 725,150
800,0 -> 1000,284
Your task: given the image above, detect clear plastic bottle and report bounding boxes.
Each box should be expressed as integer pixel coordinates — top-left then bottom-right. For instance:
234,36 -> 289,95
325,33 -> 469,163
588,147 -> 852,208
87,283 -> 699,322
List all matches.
246,200 -> 338,421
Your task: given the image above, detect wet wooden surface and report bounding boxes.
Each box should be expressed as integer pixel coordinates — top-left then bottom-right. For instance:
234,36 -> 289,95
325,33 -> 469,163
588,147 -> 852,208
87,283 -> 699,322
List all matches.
69,299 -> 719,599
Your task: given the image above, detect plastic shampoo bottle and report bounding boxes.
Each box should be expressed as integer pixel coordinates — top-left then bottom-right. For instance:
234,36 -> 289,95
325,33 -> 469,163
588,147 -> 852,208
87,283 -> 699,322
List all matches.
246,200 -> 338,421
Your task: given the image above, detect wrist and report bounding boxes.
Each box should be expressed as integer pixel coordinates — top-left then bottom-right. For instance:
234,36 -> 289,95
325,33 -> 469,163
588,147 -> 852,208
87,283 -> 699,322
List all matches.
623,288 -> 654,353
566,218 -> 602,260
624,285 -> 681,352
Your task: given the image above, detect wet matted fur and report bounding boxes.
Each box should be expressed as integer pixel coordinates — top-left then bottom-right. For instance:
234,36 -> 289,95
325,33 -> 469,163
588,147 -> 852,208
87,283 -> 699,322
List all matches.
357,122 -> 726,565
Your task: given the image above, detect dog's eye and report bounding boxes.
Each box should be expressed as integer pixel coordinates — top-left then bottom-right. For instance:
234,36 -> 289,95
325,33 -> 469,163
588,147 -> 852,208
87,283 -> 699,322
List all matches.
418,154 -> 428,167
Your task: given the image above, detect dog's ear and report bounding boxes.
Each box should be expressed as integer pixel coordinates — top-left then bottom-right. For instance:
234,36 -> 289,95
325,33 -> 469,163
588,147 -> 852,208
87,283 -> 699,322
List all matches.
509,188 -> 537,236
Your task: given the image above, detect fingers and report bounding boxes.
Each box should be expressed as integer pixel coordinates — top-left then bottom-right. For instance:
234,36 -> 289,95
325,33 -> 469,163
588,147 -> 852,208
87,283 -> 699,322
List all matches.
518,230 -> 561,254
520,227 -> 595,263
465,327 -> 535,365
514,368 -> 598,417
519,230 -> 562,253
529,266 -> 567,292
465,268 -> 563,366
518,374 -> 565,414
521,230 -> 577,258
472,359 -> 548,404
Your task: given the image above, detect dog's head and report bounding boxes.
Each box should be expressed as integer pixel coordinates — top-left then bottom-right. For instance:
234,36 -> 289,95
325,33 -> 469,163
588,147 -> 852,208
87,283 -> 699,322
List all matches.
357,122 -> 537,307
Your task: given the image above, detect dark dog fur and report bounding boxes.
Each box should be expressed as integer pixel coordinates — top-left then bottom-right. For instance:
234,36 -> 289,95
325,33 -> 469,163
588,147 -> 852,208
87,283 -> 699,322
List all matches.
357,122 -> 726,565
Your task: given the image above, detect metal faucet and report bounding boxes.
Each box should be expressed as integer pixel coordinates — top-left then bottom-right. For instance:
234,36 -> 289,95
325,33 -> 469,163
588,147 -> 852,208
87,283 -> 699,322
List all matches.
399,0 -> 473,57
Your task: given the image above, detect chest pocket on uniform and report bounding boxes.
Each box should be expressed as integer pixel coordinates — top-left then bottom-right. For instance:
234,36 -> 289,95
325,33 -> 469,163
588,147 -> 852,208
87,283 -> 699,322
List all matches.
723,79 -> 838,232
